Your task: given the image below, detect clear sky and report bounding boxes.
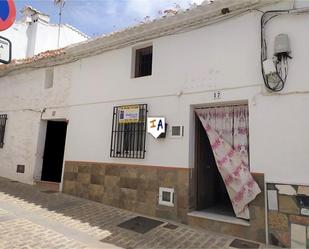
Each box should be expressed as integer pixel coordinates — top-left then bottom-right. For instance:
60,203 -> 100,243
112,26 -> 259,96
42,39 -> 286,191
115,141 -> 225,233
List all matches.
14,0 -> 205,37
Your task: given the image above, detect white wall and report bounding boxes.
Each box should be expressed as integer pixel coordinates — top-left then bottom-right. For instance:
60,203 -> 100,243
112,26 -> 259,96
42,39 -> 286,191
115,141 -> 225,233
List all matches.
65,6 -> 309,185
1,1 -> 309,185
1,19 -> 87,60
0,22 -> 29,60
0,64 -> 72,184
31,21 -> 87,57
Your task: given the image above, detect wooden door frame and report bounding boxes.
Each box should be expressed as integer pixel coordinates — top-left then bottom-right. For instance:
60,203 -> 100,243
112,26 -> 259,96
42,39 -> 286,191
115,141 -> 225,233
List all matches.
190,101 -> 249,212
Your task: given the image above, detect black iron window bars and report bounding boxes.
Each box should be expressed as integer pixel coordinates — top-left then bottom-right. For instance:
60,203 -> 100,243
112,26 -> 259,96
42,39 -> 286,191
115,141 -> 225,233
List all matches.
0,114 -> 7,148
110,104 -> 147,159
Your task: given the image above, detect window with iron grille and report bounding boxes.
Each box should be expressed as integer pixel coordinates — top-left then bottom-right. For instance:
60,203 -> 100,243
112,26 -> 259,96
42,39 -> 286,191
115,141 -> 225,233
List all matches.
0,114 -> 7,148
110,104 -> 147,159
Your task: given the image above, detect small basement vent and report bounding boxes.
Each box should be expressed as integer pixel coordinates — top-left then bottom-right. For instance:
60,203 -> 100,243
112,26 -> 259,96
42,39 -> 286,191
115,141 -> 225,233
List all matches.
171,125 -> 183,138
16,165 -> 25,173
159,187 -> 174,207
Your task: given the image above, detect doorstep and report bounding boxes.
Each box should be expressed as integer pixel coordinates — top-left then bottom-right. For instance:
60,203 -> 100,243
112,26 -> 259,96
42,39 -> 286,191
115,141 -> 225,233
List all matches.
187,210 -> 250,226
34,180 -> 60,192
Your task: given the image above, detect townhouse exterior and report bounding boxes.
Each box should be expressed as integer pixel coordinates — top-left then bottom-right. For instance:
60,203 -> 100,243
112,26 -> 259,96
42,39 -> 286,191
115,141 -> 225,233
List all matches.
0,0 -> 309,247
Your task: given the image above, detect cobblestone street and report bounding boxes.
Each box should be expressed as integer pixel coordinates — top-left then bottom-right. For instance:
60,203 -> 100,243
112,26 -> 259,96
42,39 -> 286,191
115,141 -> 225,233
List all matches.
0,177 -> 267,249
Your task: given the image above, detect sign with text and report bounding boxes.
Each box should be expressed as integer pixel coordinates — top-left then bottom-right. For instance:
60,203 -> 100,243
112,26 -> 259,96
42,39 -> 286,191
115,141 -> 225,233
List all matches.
147,117 -> 165,138
118,105 -> 140,124
0,36 -> 11,64
0,0 -> 16,31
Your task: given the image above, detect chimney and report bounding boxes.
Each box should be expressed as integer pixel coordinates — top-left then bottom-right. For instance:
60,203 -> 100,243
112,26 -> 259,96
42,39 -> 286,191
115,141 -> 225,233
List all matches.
21,6 -> 50,23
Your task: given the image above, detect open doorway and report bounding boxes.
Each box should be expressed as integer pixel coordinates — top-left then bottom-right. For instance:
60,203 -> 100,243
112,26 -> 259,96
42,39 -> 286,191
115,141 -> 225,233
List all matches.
194,104 -> 249,217
195,115 -> 235,216
41,121 -> 67,183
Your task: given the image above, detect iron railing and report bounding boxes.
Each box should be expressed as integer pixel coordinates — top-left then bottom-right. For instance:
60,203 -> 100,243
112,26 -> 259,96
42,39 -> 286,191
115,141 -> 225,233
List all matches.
110,104 -> 147,159
0,114 -> 7,148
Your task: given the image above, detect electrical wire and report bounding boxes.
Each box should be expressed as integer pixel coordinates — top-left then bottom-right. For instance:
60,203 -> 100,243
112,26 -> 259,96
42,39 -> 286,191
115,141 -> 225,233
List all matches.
260,10 -> 293,92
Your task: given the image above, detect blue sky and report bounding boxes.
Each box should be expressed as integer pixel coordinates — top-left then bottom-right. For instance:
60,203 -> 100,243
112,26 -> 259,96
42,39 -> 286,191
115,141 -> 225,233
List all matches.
14,0 -> 205,37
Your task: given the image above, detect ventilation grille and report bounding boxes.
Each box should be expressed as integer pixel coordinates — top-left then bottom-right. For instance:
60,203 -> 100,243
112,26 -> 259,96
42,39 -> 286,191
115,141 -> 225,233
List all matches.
159,187 -> 174,207
16,165 -> 25,173
171,125 -> 183,138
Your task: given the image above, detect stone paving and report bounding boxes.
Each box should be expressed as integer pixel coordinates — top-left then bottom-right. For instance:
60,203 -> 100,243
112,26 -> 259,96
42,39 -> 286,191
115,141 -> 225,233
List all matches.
0,177 -> 269,249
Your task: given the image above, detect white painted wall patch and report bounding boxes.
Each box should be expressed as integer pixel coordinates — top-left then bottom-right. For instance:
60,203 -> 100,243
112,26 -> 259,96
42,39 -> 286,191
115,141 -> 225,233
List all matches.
267,190 -> 278,211
291,223 -> 306,248
300,208 -> 309,216
275,185 -> 296,196
298,186 -> 309,196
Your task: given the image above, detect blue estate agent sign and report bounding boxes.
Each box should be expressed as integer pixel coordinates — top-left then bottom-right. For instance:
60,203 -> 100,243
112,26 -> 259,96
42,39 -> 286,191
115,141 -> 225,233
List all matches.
0,36 -> 11,64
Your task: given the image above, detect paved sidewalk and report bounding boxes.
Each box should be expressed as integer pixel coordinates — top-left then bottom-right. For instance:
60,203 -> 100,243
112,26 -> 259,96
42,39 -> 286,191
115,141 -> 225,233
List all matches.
0,177 -> 267,249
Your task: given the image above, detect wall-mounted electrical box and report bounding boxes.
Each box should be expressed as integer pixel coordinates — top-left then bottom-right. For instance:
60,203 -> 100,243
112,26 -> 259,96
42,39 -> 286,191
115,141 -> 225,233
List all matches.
274,33 -> 291,56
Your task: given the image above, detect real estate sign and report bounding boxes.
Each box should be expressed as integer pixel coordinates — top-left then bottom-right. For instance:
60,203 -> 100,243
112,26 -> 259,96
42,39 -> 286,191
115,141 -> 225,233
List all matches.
0,36 -> 11,64
147,117 -> 165,138
118,105 -> 140,124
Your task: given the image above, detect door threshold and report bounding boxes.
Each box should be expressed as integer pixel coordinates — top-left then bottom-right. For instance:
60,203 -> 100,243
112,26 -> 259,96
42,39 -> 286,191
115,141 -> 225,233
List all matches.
34,180 -> 60,192
188,210 -> 250,226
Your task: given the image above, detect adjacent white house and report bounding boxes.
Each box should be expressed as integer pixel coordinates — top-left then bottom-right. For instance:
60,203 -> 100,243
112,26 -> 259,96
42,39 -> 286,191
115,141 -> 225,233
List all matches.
0,6 -> 88,60
0,0 -> 309,247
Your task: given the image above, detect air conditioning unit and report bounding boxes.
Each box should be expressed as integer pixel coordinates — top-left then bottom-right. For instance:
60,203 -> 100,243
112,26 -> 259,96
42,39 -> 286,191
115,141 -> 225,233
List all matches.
170,125 -> 184,138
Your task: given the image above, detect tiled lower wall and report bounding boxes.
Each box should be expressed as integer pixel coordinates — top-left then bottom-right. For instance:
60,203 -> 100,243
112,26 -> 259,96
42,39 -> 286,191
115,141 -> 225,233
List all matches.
63,162 -> 267,243
62,161 -> 189,223
267,183 -> 309,248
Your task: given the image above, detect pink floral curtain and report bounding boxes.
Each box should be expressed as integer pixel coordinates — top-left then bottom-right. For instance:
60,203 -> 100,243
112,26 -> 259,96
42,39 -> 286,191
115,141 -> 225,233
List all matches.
198,106 -> 249,167
196,106 -> 260,219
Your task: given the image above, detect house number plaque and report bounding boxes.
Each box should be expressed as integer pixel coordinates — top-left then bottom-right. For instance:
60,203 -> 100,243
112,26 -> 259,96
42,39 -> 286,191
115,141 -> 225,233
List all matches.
213,90 -> 222,100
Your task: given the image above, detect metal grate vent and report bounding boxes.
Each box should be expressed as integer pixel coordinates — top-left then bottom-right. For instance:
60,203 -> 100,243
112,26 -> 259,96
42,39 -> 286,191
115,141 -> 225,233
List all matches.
171,125 -> 183,137
163,223 -> 178,230
230,239 -> 260,249
159,187 -> 174,207
16,165 -> 25,173
0,114 -> 7,148
110,104 -> 147,159
118,216 -> 163,234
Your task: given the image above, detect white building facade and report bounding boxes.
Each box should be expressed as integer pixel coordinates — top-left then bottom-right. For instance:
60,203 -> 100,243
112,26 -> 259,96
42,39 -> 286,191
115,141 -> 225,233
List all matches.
0,0 -> 308,247
0,6 -> 88,60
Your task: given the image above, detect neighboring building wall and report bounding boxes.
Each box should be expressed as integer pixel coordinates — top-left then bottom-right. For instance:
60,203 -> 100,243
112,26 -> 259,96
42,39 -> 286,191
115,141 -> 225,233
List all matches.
1,22 -> 29,59
267,184 -> 309,248
0,7 -> 88,60
25,22 -> 88,58
0,65 -> 72,184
